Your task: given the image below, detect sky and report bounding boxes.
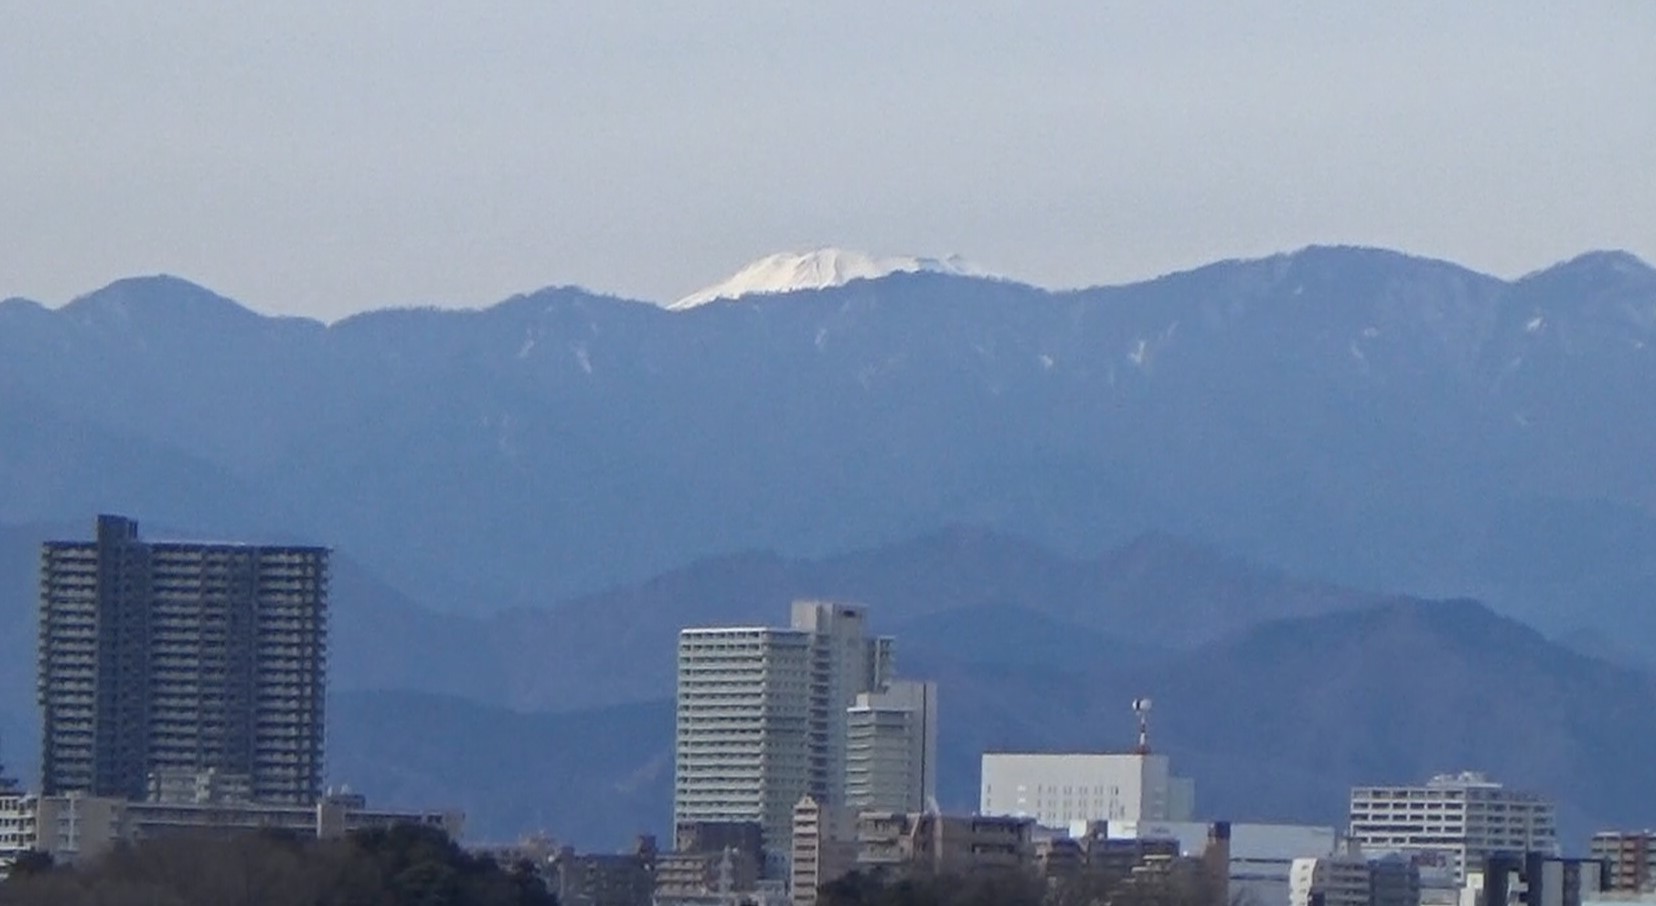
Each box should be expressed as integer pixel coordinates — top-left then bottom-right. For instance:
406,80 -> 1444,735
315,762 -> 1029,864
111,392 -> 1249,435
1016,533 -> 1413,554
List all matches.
2,2 -> 1654,320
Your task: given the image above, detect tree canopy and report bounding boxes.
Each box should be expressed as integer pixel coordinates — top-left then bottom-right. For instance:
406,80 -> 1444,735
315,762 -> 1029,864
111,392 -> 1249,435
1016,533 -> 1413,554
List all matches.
0,824 -> 555,906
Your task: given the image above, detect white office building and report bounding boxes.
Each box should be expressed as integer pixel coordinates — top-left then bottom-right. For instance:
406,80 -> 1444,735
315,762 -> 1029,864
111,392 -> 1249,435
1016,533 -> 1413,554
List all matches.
1350,773 -> 1558,884
980,751 -> 1195,829
845,680 -> 938,814
674,602 -> 893,858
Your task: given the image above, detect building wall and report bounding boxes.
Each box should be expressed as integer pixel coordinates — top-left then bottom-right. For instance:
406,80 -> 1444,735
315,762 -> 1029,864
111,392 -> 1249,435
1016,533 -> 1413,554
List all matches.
790,797 -> 855,906
980,752 -> 1195,828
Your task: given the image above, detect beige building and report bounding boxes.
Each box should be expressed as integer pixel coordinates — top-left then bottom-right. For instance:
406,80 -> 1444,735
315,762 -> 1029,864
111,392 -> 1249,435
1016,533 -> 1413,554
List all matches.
853,811 -> 1034,877
789,797 -> 857,906
1591,831 -> 1656,893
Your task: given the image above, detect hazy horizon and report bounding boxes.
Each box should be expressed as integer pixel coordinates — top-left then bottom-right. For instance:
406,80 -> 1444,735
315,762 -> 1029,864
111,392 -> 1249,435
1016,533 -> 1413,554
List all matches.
4,3 -> 1653,319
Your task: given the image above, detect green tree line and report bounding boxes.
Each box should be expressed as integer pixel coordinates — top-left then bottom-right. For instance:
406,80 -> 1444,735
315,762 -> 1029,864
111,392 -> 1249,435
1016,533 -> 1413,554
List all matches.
0,823 -> 555,906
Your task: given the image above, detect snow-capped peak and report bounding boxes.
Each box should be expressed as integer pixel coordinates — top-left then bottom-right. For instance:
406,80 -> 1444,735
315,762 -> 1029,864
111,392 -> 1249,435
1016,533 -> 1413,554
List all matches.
670,248 -> 990,310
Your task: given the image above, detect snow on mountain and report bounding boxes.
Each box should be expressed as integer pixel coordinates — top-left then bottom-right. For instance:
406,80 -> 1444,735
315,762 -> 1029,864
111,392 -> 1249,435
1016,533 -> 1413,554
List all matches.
670,248 -> 992,310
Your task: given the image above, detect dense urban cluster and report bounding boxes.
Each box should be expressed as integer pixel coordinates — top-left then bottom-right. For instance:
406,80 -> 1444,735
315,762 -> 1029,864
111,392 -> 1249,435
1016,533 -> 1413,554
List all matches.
3,516 -> 1656,906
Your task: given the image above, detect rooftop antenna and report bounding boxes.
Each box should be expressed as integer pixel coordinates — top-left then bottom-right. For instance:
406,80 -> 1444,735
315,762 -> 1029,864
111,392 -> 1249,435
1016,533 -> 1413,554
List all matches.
1132,698 -> 1153,755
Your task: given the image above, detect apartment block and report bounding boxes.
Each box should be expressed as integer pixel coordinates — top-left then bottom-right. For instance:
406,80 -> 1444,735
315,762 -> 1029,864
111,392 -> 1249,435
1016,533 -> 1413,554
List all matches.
1349,773 -> 1558,883
39,515 -> 327,805
853,811 -> 1034,877
673,601 -> 892,858
845,679 -> 937,814
1590,830 -> 1656,893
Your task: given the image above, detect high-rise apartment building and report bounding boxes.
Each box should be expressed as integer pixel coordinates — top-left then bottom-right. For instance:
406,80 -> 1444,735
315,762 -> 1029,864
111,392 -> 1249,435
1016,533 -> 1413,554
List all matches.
39,515 -> 327,805
674,601 -> 892,857
1348,773 -> 1557,883
845,679 -> 937,814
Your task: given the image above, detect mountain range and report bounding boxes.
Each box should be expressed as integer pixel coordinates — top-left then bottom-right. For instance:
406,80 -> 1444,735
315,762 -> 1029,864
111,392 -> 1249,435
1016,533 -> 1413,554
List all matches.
4,245 -> 1656,846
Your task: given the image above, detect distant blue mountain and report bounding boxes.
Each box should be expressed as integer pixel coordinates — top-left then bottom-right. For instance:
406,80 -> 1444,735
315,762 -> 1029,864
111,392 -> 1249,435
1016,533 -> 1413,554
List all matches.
4,249 -> 1656,649
6,248 -> 1656,845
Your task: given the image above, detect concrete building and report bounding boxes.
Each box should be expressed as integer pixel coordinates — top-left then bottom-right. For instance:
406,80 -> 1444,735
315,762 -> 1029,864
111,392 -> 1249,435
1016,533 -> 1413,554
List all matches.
552,837 -> 660,906
0,773 -> 33,879
4,789 -> 460,866
1291,850 -> 1375,906
1591,831 -> 1656,893
854,810 -> 1035,877
1103,820 -> 1338,906
1464,854 -> 1606,906
674,602 -> 893,858
1035,831 -> 1185,897
789,797 -> 856,906
845,680 -> 937,814
1370,853 -> 1425,906
1350,773 -> 1559,883
980,751 -> 1195,830
39,515 -> 328,805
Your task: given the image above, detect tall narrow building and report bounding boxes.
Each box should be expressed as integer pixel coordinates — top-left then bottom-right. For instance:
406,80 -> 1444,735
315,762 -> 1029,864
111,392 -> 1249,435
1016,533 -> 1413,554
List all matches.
39,515 -> 327,805
845,680 -> 938,814
674,601 -> 891,859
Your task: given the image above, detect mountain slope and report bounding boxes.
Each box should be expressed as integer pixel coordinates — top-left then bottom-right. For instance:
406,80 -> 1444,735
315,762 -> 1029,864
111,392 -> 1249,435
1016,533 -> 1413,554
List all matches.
4,248 -> 1656,652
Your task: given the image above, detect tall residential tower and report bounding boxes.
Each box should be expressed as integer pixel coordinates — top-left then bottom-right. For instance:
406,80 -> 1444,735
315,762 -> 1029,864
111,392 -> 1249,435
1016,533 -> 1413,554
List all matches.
38,515 -> 327,805
674,601 -> 893,857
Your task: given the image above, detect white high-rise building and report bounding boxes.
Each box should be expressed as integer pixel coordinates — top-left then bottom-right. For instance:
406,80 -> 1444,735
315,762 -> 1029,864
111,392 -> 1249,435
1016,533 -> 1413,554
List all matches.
1349,772 -> 1558,884
980,751 -> 1195,829
674,602 -> 892,858
845,680 -> 938,814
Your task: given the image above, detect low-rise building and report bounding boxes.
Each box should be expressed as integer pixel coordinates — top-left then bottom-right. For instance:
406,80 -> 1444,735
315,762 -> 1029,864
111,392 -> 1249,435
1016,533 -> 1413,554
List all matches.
1103,819 -> 1337,906
1462,854 -> 1606,906
1291,850 -> 1374,906
2,789 -> 461,867
552,837 -> 659,906
1592,831 -> 1656,894
0,774 -> 35,879
1350,773 -> 1558,884
790,797 -> 856,906
853,811 -> 1034,877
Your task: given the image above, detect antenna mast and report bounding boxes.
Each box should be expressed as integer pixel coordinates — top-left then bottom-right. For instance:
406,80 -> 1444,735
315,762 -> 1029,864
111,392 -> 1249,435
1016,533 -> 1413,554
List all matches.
1131,698 -> 1153,755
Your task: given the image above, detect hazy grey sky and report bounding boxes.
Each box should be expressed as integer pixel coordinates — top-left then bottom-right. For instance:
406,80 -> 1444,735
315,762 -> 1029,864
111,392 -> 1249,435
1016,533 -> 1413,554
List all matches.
3,3 -> 1653,319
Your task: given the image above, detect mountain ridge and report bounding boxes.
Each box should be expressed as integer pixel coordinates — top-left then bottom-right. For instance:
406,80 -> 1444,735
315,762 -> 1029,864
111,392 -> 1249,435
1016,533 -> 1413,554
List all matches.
3,246 -> 1656,644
